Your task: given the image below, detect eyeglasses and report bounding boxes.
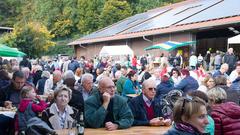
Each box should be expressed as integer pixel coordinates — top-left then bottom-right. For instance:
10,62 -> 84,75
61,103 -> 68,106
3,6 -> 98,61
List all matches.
148,87 -> 156,91
105,86 -> 115,90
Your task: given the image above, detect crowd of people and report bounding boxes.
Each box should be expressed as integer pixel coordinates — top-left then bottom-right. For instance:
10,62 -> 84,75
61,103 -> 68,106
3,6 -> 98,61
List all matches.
0,47 -> 240,135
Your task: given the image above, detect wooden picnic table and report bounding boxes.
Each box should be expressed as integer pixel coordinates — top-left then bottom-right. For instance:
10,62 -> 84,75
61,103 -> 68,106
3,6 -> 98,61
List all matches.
56,126 -> 170,135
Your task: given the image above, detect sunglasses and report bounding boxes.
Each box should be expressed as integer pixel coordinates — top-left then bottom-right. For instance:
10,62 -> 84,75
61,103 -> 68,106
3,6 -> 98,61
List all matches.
148,87 -> 156,91
181,96 -> 194,115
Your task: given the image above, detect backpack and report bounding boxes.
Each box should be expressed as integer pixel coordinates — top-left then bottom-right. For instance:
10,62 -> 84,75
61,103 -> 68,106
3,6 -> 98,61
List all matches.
158,90 -> 183,117
17,102 -> 55,135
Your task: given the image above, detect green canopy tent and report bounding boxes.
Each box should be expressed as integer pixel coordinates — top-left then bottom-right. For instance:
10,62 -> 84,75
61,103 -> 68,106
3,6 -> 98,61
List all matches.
0,44 -> 26,57
144,41 -> 196,51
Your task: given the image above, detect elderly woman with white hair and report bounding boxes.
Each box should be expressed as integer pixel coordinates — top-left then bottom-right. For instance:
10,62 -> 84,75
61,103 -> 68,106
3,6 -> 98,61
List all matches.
207,87 -> 240,135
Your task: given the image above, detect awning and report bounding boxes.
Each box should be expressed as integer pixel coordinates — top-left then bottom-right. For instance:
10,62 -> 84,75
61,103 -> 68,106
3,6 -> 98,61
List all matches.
144,41 -> 196,51
0,44 -> 26,57
99,45 -> 133,57
228,34 -> 240,44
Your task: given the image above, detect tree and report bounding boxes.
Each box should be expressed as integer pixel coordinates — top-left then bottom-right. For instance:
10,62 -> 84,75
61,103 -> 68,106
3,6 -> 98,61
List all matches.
77,0 -> 105,34
100,0 -> 132,28
0,0 -> 23,27
1,22 -> 55,58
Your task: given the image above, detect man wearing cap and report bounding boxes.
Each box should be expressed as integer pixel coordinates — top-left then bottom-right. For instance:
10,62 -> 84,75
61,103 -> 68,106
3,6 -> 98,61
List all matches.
128,79 -> 171,126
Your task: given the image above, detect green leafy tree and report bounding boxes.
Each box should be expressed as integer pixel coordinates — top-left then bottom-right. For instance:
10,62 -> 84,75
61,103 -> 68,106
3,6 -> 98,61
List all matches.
0,0 -> 23,26
77,0 -> 105,34
1,22 -> 55,58
100,0 -> 132,28
18,0 -> 79,38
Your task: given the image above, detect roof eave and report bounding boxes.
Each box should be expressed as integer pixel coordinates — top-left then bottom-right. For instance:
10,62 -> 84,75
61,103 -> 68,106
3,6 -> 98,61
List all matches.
68,16 -> 240,45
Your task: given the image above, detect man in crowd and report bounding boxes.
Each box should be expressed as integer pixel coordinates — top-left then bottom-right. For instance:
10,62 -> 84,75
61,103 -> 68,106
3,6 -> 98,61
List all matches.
224,48 -> 237,75
116,65 -> 128,95
128,79 -> 171,126
213,63 -> 229,78
84,77 -> 133,130
44,70 -> 62,94
0,71 -> 27,134
214,50 -> 222,70
78,73 -> 95,101
68,56 -> 80,73
229,61 -> 240,82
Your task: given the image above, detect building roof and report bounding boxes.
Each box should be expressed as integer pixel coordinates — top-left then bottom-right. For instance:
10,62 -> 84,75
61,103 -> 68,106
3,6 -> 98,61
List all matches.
0,26 -> 13,30
69,0 -> 240,45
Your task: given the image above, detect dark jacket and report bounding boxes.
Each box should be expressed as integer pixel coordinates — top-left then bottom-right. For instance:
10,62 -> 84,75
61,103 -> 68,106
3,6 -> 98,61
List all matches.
84,91 -> 134,129
128,94 -> 165,126
36,77 -> 48,95
224,53 -> 237,69
0,83 -> 21,107
20,59 -> 32,71
68,89 -> 84,113
211,102 -> 240,135
156,81 -> 174,98
174,76 -> 199,94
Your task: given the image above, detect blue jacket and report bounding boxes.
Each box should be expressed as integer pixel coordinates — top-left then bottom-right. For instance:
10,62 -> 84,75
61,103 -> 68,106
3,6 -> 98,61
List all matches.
174,76 -> 199,94
122,79 -> 136,96
156,81 -> 174,98
128,94 -> 165,126
230,77 -> 240,91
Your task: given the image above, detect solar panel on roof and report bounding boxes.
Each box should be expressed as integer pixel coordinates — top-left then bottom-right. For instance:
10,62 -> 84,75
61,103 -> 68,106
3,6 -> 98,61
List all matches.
125,0 -> 221,33
177,0 -> 240,25
82,9 -> 169,39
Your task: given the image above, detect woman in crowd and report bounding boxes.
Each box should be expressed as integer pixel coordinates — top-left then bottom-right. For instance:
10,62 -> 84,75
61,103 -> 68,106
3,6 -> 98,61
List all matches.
42,85 -> 79,130
198,75 -> 215,93
170,68 -> 181,86
214,75 -> 229,90
139,65 -> 151,84
207,87 -> 240,135
122,70 -> 140,96
164,96 -> 209,135
193,63 -> 207,84
74,67 -> 84,83
188,91 -> 215,135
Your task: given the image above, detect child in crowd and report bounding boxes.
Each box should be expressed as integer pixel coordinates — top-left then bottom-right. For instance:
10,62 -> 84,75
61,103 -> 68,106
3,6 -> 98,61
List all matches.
15,86 -> 48,134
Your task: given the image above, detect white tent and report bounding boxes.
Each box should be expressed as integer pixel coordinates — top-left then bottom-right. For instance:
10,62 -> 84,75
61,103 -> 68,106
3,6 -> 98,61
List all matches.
99,45 -> 133,57
227,34 -> 240,49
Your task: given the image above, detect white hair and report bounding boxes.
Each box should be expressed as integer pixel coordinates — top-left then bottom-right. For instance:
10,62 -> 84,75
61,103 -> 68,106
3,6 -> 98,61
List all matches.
63,70 -> 74,80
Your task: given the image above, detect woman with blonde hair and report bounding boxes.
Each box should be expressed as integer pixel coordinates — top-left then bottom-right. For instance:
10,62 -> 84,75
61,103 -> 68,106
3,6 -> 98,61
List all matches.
207,87 -> 240,135
198,75 -> 215,93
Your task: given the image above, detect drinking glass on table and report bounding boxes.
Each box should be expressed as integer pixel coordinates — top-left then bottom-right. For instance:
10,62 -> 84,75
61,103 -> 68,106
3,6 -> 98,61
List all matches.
67,120 -> 77,135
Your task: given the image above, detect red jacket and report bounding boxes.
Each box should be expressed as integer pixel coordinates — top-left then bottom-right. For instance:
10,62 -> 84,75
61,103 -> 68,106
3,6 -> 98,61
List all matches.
18,99 -> 48,113
211,102 -> 240,135
15,99 -> 48,132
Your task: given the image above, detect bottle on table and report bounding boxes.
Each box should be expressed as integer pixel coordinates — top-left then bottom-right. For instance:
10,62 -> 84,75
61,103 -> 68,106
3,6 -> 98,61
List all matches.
77,112 -> 84,135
